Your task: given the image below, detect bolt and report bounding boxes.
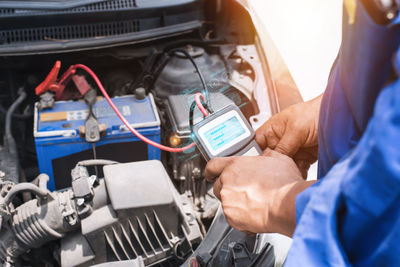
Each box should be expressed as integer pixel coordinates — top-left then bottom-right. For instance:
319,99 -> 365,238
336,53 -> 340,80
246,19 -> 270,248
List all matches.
77,198 -> 85,206
192,168 -> 201,179
233,244 -> 242,252
170,236 -> 180,246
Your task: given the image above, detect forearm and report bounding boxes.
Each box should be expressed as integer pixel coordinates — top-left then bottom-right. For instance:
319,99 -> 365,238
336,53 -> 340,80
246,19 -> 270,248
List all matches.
269,180 -> 316,237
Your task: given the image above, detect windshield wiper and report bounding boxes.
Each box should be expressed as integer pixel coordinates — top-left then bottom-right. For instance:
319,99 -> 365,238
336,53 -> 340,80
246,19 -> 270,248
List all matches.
0,0 -> 109,10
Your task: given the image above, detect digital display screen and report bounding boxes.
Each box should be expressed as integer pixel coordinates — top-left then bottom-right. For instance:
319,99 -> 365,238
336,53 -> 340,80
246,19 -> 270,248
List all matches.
204,117 -> 246,151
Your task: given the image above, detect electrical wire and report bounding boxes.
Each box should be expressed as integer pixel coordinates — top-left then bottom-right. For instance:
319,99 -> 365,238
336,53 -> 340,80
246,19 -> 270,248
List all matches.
188,257 -> 199,267
190,93 -> 211,132
73,64 -> 210,153
0,104 -> 32,119
144,53 -> 171,93
167,48 -> 212,111
4,88 -> 27,184
195,92 -> 209,117
143,47 -> 213,112
189,101 -> 197,133
5,89 -> 27,154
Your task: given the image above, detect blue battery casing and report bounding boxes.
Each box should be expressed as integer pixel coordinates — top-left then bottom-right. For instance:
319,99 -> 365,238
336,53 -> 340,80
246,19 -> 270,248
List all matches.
34,94 -> 161,191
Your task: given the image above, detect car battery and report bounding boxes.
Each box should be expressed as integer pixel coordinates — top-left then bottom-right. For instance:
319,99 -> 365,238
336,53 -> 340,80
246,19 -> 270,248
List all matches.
34,94 -> 161,191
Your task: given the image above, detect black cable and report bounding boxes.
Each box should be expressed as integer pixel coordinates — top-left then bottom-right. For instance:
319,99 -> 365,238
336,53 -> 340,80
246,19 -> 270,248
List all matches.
0,104 -> 32,119
5,89 -> 27,151
167,48 -> 212,111
4,88 -> 27,184
145,53 -> 172,93
189,100 -> 197,133
128,48 -> 159,93
133,46 -> 213,112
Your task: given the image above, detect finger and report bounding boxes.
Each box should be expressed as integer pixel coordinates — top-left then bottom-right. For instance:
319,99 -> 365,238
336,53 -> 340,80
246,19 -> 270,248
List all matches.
293,147 -> 318,179
274,131 -> 302,157
204,157 -> 233,182
224,212 -> 240,231
213,178 -> 223,200
255,123 -> 280,150
295,160 -> 310,179
244,231 -> 256,237
265,123 -> 282,149
255,125 -> 269,150
262,148 -> 291,160
262,147 -> 280,157
293,146 -> 319,163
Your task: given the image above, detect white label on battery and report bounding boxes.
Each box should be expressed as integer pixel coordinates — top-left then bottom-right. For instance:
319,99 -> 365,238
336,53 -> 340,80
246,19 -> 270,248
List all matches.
67,110 -> 89,121
242,147 -> 260,156
66,105 -> 131,121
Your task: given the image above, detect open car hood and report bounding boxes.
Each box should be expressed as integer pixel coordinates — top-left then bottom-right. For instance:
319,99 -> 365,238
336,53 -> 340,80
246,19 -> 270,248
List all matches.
0,0 -> 193,9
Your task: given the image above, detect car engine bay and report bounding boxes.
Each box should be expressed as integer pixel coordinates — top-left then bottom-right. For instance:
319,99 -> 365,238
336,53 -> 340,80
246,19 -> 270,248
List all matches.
0,0 -> 281,266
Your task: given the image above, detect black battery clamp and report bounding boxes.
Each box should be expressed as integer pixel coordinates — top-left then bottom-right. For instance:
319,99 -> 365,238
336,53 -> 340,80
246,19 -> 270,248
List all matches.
192,105 -> 262,161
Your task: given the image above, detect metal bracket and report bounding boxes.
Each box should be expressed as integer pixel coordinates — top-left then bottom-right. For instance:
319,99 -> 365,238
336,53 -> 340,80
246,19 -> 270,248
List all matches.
236,45 -> 273,129
83,89 -> 100,143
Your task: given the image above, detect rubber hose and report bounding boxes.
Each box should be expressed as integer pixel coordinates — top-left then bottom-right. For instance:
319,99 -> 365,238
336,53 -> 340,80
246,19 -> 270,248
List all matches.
3,182 -> 48,206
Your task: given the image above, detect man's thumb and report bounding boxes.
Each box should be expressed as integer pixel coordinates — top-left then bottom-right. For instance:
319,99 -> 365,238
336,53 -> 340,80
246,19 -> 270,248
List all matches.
274,134 -> 302,157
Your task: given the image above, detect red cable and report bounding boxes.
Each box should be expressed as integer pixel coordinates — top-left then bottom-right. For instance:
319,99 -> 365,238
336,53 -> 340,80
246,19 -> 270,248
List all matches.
73,64 -> 209,153
195,92 -> 208,117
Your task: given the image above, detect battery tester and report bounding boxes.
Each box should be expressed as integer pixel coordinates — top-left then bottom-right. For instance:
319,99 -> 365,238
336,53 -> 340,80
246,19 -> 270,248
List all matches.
192,105 -> 262,161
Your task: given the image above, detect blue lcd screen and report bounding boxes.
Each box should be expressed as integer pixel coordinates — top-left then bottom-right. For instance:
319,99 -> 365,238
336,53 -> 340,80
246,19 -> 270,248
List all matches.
204,116 -> 246,151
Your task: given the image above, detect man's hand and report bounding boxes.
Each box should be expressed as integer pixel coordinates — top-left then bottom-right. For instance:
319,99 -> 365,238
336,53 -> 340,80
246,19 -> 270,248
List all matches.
205,150 -> 314,236
255,95 -> 322,177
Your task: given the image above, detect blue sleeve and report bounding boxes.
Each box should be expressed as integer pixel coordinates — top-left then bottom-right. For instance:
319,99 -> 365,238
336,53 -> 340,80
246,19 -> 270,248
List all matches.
285,77 -> 400,266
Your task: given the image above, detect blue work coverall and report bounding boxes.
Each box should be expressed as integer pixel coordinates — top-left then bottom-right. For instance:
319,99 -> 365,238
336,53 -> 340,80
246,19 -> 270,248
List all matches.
285,1 -> 400,266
